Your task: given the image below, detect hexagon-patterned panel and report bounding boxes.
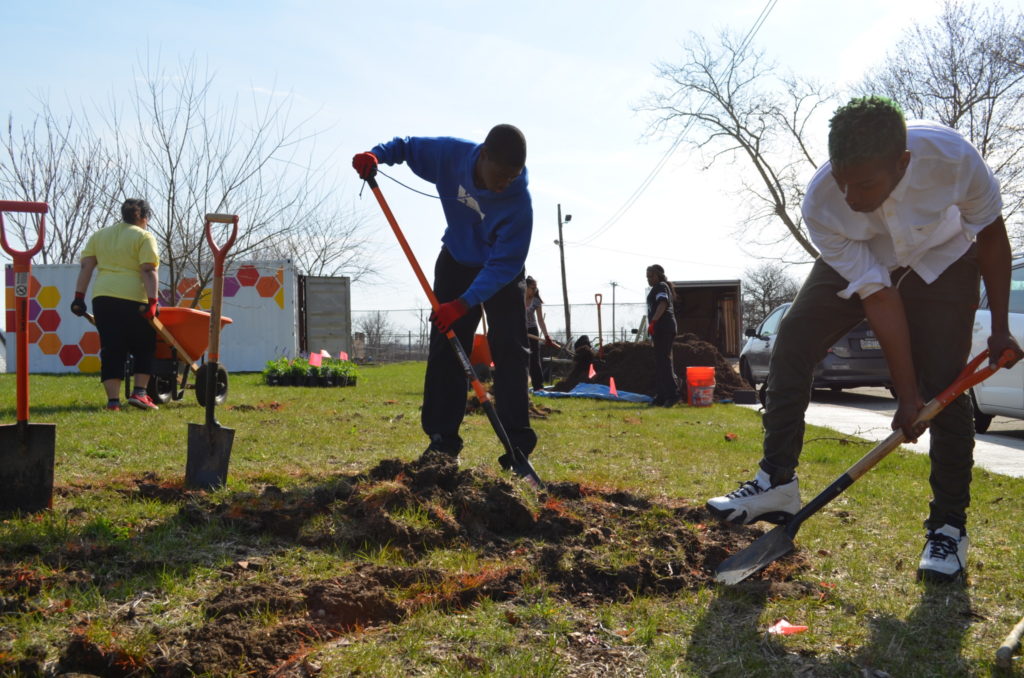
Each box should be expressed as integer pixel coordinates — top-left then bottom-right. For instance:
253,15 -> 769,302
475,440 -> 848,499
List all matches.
237,265 -> 260,286
223,277 -> 240,298
79,331 -> 101,355
256,275 -> 280,298
27,321 -> 42,343
59,344 -> 83,366
37,309 -> 60,332
37,285 -> 61,308
78,355 -> 101,374
38,333 -> 62,355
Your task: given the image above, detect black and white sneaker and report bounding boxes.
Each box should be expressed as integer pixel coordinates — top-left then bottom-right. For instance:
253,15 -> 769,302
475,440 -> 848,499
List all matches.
917,524 -> 968,583
706,469 -> 800,525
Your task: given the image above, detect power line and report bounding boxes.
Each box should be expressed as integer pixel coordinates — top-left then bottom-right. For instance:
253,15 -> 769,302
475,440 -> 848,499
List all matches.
572,0 -> 779,247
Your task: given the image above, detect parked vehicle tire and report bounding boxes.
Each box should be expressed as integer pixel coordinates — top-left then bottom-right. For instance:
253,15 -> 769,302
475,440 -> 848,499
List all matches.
739,359 -> 755,389
195,363 -> 229,407
970,388 -> 993,434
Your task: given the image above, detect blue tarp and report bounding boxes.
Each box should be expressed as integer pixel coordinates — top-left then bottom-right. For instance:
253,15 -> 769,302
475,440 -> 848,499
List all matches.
533,383 -> 653,403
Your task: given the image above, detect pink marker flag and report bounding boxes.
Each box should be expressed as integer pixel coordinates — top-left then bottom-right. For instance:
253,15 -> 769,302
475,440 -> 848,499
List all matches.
767,619 -> 808,635
320,349 -> 331,358
338,351 -> 349,361
588,364 -> 596,379
308,351 -> 323,367
609,376 -> 618,397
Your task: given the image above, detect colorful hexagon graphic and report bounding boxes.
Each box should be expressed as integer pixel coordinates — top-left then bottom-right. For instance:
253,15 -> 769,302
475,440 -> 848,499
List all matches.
5,285 -> 13,309
274,288 -> 285,308
78,355 -> 101,374
5,308 -> 14,332
177,277 -> 200,299
223,276 -> 240,298
196,288 -> 212,310
27,321 -> 43,344
37,309 -> 61,332
59,344 -> 83,366
38,332 -> 62,355
79,331 -> 101,355
37,285 -> 61,308
28,299 -> 41,321
237,265 -> 260,286
28,275 -> 41,297
256,275 -> 280,298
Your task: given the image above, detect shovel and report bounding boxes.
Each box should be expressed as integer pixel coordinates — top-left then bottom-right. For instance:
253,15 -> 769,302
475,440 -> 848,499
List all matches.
715,348 -> 1015,585
185,213 -> 238,489
0,201 -> 56,514
365,176 -> 543,489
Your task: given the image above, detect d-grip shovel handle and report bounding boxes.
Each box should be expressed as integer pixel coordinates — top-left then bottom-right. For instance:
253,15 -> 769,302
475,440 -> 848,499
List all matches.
1,201 -> 47,424
203,214 -> 238,364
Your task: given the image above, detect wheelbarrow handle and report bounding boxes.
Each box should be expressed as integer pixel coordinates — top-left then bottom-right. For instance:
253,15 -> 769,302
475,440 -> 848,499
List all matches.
0,201 -> 47,260
204,214 -> 239,275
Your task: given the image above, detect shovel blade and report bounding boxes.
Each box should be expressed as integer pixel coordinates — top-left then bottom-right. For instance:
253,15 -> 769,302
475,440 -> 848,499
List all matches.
714,524 -> 795,585
0,423 -> 56,514
186,423 -> 234,490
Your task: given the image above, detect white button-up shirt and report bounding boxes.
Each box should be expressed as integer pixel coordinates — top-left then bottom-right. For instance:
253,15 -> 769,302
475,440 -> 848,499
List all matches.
803,121 -> 1003,300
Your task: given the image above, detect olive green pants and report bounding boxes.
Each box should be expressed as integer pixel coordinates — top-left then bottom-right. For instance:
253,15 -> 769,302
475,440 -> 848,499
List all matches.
760,248 -> 979,529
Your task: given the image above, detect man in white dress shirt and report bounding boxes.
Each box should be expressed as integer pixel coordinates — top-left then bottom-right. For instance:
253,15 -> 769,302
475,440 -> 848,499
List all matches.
707,96 -> 1022,582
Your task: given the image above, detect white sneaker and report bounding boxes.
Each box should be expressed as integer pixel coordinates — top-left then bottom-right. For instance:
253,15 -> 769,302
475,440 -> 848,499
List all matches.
706,469 -> 800,525
917,524 -> 968,583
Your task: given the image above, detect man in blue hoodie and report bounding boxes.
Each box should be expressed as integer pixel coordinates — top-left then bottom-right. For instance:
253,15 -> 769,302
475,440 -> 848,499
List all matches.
352,124 -> 536,468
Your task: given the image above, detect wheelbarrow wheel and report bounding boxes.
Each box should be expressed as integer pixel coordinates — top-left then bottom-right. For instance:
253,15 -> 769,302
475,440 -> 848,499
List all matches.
195,363 -> 229,407
147,374 -> 175,405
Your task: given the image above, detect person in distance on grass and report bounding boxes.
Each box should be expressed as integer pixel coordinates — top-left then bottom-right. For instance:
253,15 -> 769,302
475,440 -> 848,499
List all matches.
645,264 -> 680,407
524,275 -> 558,392
706,96 -> 1023,583
352,124 -> 536,470
70,198 -> 162,412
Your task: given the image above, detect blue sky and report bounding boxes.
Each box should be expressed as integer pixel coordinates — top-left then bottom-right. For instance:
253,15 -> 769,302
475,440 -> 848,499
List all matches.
4,0 -> 1021,335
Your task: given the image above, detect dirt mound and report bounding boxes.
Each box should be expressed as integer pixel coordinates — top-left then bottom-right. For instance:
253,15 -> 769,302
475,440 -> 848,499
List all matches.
40,455 -> 809,678
553,335 -> 748,400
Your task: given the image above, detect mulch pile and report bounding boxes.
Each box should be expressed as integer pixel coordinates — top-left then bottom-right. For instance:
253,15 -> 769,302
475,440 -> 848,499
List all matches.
552,334 -> 748,401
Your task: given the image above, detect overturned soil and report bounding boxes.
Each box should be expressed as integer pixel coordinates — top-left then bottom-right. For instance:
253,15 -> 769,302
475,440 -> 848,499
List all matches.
553,334 -> 750,400
4,452 -> 812,678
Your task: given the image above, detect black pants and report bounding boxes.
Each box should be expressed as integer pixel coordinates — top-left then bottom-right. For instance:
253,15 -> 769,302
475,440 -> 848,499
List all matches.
422,249 -> 535,456
760,250 -> 979,529
653,318 -> 679,403
93,296 -> 155,381
528,333 -> 545,391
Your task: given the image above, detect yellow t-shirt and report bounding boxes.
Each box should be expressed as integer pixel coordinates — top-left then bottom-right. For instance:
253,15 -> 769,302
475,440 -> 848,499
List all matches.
82,222 -> 160,302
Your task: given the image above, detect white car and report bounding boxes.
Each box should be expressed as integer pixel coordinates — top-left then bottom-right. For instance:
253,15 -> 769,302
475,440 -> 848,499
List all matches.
970,256 -> 1024,432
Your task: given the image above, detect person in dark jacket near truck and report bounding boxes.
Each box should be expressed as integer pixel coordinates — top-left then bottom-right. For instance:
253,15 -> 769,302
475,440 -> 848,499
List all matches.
646,264 -> 679,407
352,124 -> 536,469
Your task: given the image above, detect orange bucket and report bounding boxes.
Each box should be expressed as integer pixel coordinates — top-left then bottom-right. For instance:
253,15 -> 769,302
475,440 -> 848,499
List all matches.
686,366 -> 715,407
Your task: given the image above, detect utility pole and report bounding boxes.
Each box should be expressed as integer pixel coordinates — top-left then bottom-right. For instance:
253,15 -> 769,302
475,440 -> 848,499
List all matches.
555,204 -> 572,340
609,281 -> 618,342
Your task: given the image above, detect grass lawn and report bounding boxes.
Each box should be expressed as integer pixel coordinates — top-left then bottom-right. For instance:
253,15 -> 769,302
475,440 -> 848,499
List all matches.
1,362 -> 1023,676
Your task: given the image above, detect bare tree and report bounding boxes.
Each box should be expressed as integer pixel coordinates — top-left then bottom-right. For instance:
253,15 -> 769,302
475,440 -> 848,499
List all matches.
741,262 -> 800,329
356,310 -> 394,351
859,0 -> 1024,239
642,30 -> 837,262
260,200 -> 377,281
0,108 -> 130,263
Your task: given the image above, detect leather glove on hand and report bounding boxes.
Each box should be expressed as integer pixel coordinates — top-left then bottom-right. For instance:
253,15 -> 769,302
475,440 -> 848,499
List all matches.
140,298 -> 159,320
70,292 -> 88,317
647,321 -> 655,336
352,151 -> 378,179
430,298 -> 469,333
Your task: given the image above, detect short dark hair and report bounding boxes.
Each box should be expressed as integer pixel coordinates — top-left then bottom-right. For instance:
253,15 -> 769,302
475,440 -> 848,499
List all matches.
483,124 -> 527,167
828,96 -> 906,169
121,198 -> 152,225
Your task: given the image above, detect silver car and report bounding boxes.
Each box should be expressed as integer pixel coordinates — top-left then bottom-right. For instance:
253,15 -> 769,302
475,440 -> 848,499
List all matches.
739,302 -> 893,394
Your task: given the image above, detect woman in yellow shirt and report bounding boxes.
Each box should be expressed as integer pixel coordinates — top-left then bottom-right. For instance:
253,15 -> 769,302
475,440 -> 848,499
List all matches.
70,199 -> 161,411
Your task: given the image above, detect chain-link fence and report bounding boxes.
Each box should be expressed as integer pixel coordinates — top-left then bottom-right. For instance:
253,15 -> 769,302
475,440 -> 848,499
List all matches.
351,301 -> 652,363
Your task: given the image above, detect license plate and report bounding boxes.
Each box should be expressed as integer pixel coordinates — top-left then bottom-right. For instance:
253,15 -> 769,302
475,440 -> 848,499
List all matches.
860,338 -> 881,350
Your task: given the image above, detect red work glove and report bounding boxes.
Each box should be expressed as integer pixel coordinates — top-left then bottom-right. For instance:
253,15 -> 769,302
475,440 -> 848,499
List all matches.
430,298 -> 469,333
647,321 -> 655,336
545,337 -> 558,348
141,298 -> 159,320
352,151 -> 378,179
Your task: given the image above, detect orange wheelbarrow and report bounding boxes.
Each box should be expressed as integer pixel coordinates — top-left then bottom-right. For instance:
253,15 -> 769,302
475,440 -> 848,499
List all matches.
86,306 -> 233,405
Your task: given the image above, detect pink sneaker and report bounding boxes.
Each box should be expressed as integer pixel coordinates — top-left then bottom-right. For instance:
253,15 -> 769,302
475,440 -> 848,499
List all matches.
128,393 -> 159,410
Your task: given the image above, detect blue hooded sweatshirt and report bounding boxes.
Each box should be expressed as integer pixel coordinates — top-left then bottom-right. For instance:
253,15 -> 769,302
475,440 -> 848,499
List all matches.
371,135 -> 533,308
